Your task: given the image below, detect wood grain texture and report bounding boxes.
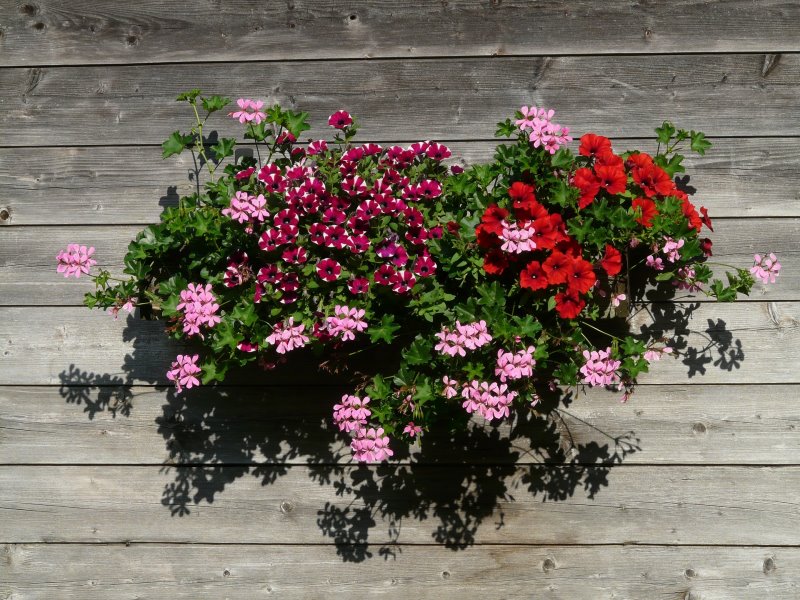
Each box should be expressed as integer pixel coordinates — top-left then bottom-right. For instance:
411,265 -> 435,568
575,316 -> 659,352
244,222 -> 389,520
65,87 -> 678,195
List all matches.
2,544 -> 797,599
3,219 -> 796,305
3,138 -> 800,226
1,303 -> 798,385
2,0 -> 798,66
2,54 -> 799,146
1,384 -> 798,466
2,464 -> 800,545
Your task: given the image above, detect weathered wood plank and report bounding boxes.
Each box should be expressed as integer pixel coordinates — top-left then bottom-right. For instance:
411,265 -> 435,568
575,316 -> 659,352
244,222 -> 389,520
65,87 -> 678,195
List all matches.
2,0 -> 798,66
3,138 -> 800,226
2,543 -> 797,599
1,384 -> 798,466
1,465 -> 799,544
2,219 -> 795,305
2,54 -> 798,146
1,303 -> 798,385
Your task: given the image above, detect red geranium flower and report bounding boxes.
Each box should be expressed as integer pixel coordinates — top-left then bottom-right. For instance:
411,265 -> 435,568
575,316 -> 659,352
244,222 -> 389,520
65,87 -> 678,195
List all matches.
565,256 -> 597,294
594,164 -> 627,195
700,238 -> 713,257
531,216 -> 559,250
520,260 -> 549,291
578,133 -> 612,158
480,204 -> 509,236
595,150 -> 624,169
599,244 -> 623,277
700,206 -> 713,231
680,197 -> 703,232
573,167 -> 601,209
554,290 -> 586,319
631,197 -> 658,228
483,248 -> 509,275
476,223 -> 500,249
555,237 -> 582,257
542,251 -> 571,285
632,164 -> 674,197
625,152 -> 654,170
508,182 -> 536,203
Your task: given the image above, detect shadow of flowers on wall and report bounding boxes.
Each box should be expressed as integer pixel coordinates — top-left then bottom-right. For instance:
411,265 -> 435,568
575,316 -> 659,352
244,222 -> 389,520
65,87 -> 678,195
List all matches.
57,302 -> 741,562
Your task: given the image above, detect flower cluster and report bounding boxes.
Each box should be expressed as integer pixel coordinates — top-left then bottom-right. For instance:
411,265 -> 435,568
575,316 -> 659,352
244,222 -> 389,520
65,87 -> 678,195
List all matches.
56,244 -> 97,278
176,283 -> 221,337
59,93 -> 784,465
579,348 -> 622,387
165,354 -> 202,393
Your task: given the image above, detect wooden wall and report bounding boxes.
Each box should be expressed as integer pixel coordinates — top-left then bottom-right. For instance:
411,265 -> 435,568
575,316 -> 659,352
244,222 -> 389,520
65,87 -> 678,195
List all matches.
1,1 -> 799,597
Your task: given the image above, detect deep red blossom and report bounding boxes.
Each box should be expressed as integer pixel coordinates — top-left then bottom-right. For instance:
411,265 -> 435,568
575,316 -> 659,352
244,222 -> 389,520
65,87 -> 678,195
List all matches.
700,206 -> 713,231
700,238 -> 714,257
348,278 -> 370,295
680,197 -> 703,232
631,197 -> 658,228
542,252 -> 571,285
565,257 -> 597,294
625,152 -> 654,171
508,182 -> 536,203
483,248 -> 509,275
595,150 -> 624,169
530,216 -> 559,250
632,164 -> 674,197
514,196 -> 548,222
554,291 -> 586,319
475,223 -> 499,249
413,256 -> 437,277
594,164 -> 627,195
520,260 -> 549,291
578,133 -> 612,158
573,167 -> 601,209
599,244 -> 623,277
480,204 -> 509,236
374,264 -> 396,285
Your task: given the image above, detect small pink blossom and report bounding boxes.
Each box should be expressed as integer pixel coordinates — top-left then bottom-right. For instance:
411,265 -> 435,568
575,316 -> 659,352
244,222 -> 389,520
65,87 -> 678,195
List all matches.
56,244 -> 97,278
265,317 -> 309,354
325,305 -> 368,342
579,347 -> 622,387
403,422 -> 423,437
434,320 -> 492,357
750,253 -> 781,284
611,293 -> 627,308
460,380 -> 518,421
166,354 -> 202,393
351,427 -> 394,463
662,237 -> 685,263
499,221 -> 537,254
646,255 -> 664,271
442,376 -> 459,399
333,395 -> 372,433
495,346 -> 536,382
229,98 -> 266,125
176,283 -> 220,337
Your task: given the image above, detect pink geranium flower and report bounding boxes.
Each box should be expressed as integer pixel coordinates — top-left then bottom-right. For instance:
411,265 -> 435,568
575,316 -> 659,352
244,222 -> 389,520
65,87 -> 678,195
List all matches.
56,244 -> 97,278
166,354 -> 202,393
229,98 -> 266,124
750,253 -> 781,284
351,427 -> 394,462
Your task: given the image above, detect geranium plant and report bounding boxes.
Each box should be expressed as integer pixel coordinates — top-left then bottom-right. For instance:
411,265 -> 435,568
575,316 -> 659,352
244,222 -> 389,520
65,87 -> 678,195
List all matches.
57,93 -> 781,464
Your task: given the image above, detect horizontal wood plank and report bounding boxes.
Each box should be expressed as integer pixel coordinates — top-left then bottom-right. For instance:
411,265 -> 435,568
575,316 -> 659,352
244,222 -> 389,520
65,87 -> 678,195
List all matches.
1,384 -> 798,466
2,0 -> 799,66
1,303 -> 798,385
2,543 -> 797,599
2,54 -> 799,146
1,465 -> 799,545
2,219 -> 796,305
3,138 -> 800,226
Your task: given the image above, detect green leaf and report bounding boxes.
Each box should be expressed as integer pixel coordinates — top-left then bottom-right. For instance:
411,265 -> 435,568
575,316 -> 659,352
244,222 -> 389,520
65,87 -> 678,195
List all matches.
402,337 -> 433,366
201,95 -> 231,114
368,314 -> 401,344
413,379 -> 434,407
551,148 -> 574,169
689,130 -> 712,155
283,110 -> 311,138
654,271 -> 675,282
162,131 -> 194,159
655,121 -> 676,144
176,89 -> 202,103
200,359 -> 229,384
495,118 -> 517,138
210,138 -> 236,161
